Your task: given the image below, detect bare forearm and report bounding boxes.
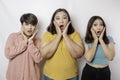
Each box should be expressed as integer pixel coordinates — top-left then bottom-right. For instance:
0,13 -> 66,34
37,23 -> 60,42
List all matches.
63,35 -> 84,58
99,39 -> 115,60
85,40 -> 98,62
41,35 -> 61,58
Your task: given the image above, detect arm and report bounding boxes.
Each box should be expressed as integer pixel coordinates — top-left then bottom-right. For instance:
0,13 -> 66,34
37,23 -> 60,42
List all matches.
5,33 -> 27,59
99,28 -> 115,61
63,34 -> 84,58
41,21 -> 62,59
99,39 -> 115,61
84,40 -> 98,62
28,39 -> 42,63
40,34 -> 61,58
62,22 -> 83,58
84,28 -> 98,62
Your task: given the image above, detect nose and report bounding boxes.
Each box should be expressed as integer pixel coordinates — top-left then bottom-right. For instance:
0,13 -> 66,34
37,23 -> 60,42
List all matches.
28,24 -> 32,28
97,26 -> 101,30
60,19 -> 64,23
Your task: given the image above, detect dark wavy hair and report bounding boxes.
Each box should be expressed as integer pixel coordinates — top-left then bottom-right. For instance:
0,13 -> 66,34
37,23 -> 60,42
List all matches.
47,8 -> 75,34
85,16 -> 109,44
20,13 -> 38,26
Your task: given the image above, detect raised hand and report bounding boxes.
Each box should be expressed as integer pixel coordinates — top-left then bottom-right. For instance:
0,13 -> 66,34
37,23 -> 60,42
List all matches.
28,29 -> 38,41
91,28 -> 98,41
99,28 -> 105,41
53,21 -> 62,36
21,27 -> 28,43
63,21 -> 71,36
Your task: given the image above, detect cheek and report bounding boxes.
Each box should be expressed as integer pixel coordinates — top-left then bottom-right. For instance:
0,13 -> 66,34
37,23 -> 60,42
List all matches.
65,20 -> 68,23
22,26 -> 28,30
64,21 -> 68,26
54,19 -> 59,23
22,27 -> 26,32
101,27 -> 104,30
91,27 -> 96,31
32,28 -> 36,32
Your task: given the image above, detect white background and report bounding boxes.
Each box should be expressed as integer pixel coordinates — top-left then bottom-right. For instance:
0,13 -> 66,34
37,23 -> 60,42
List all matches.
0,0 -> 120,80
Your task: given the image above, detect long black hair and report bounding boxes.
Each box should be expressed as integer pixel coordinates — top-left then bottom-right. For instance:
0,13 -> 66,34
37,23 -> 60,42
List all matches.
85,16 -> 109,44
47,8 -> 75,34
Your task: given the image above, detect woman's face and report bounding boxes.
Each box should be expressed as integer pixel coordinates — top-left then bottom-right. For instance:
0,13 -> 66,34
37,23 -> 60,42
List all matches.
54,11 -> 69,32
22,22 -> 36,37
91,19 -> 104,37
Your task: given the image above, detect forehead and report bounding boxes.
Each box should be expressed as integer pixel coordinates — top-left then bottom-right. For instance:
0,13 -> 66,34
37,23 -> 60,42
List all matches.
94,19 -> 103,23
55,11 -> 68,17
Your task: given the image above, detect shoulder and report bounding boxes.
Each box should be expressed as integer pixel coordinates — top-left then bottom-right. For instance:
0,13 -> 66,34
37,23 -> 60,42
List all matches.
108,36 -> 113,39
42,31 -> 52,37
108,36 -> 115,44
44,31 -> 52,35
107,36 -> 114,43
43,31 -> 55,38
73,31 -> 80,35
71,31 -> 80,36
8,32 -> 20,38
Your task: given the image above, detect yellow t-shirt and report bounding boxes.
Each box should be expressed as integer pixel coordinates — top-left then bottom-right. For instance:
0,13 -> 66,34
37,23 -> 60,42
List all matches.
41,31 -> 82,80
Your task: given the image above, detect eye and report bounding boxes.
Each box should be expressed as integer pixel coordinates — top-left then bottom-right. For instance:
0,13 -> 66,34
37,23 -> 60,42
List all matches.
100,23 -> 103,26
93,23 -> 97,26
55,17 -> 60,20
63,16 -> 67,19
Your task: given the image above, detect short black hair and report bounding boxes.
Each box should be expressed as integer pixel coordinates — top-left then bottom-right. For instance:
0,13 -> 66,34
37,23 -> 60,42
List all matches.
20,13 -> 38,26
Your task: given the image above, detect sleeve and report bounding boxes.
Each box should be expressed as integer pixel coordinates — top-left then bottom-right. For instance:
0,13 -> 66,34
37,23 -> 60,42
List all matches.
5,33 -> 27,60
82,38 -> 92,48
72,32 -> 82,43
82,38 -> 86,45
41,32 -> 52,43
108,36 -> 115,44
28,39 -> 42,63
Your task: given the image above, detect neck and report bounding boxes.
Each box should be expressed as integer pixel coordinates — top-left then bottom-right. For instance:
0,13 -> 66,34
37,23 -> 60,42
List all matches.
23,32 -> 31,39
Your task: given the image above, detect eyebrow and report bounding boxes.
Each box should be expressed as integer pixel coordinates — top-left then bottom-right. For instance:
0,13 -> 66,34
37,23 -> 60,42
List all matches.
56,14 -> 67,17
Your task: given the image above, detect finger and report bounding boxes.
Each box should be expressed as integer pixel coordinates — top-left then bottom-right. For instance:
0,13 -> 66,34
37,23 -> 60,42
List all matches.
34,29 -> 38,34
64,21 -> 71,32
66,21 -> 71,28
54,21 -> 61,33
91,28 -> 94,34
53,21 -> 58,28
102,27 -> 105,33
101,28 -> 105,35
53,21 -> 58,30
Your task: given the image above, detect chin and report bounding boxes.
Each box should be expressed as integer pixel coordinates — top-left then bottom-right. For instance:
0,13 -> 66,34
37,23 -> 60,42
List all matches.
61,30 -> 63,32
97,35 -> 100,37
26,34 -> 32,37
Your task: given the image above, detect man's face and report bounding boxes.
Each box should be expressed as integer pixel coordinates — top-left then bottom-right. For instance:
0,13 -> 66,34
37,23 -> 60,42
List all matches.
22,22 -> 36,37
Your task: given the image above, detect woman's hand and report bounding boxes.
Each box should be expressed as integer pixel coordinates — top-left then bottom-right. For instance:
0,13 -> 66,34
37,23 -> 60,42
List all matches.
99,28 -> 105,41
91,28 -> 98,41
63,21 -> 71,37
53,21 -> 62,37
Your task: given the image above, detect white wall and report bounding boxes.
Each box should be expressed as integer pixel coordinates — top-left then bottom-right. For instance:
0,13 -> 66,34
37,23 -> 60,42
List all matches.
0,0 -> 120,80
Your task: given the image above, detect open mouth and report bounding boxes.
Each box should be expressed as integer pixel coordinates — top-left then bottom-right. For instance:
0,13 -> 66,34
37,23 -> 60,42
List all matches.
96,31 -> 101,34
27,30 -> 32,33
27,30 -> 33,34
60,25 -> 64,31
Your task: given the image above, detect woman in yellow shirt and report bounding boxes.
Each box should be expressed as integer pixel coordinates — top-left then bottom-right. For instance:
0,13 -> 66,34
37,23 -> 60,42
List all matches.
41,8 -> 84,80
